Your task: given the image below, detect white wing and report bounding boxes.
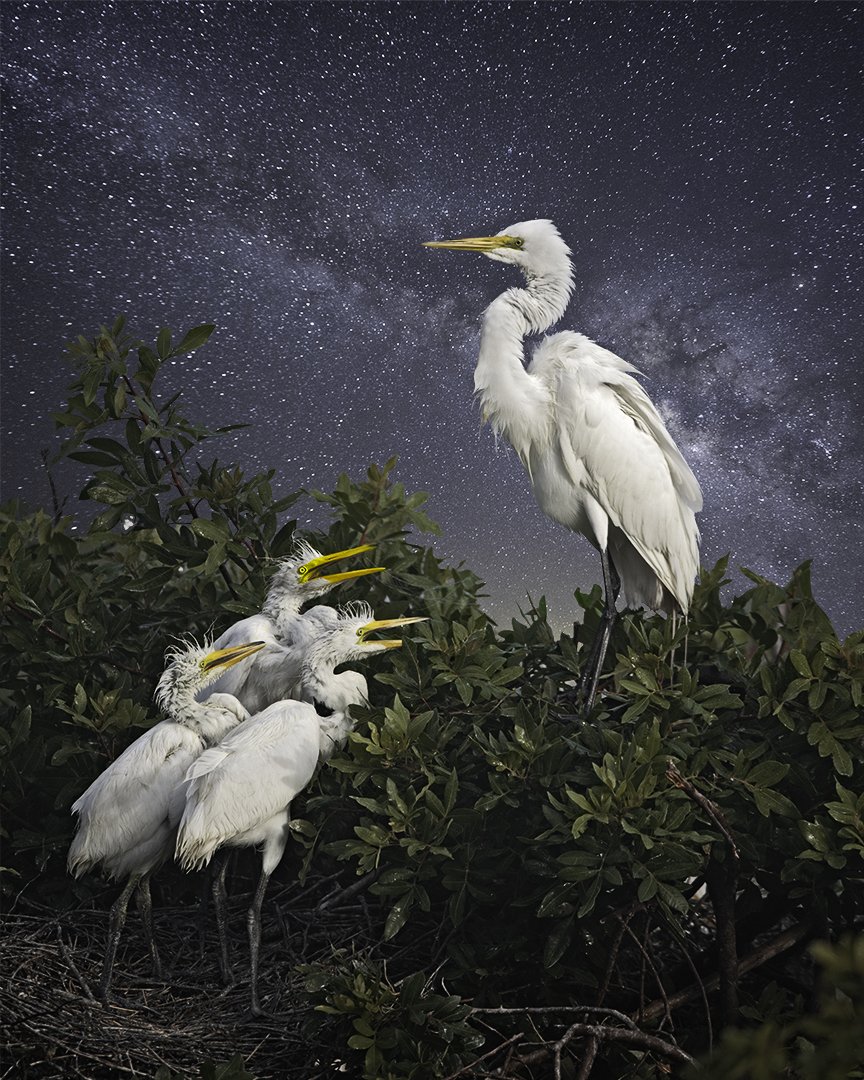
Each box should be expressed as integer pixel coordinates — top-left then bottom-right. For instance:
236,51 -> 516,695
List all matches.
175,700 -> 321,870
68,721 -> 205,880
529,332 -> 701,610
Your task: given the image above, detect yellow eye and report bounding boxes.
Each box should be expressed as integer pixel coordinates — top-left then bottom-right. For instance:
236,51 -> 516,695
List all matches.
512,237 -> 525,248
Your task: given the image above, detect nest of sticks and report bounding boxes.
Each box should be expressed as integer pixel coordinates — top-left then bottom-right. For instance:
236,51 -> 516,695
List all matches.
1,868 -> 376,1080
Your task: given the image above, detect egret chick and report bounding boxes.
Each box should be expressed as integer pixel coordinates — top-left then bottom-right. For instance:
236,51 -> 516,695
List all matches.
175,606 -> 427,1015
68,638 -> 265,999
201,540 -> 384,713
425,220 -> 702,711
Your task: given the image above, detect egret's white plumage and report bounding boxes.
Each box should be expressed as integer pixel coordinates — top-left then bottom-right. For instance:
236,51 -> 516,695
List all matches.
425,219 -> 702,708
200,540 -> 382,713
174,604 -> 426,1015
67,638 -> 264,997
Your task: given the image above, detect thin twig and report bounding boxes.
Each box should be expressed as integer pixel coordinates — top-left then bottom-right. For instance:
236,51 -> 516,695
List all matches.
54,924 -> 96,1003
514,1023 -> 695,1071
666,762 -> 740,860
471,1005 -> 639,1029
441,1033 -> 523,1080
639,919 -> 812,1023
316,868 -> 384,912
575,1035 -> 600,1080
621,918 -> 673,1030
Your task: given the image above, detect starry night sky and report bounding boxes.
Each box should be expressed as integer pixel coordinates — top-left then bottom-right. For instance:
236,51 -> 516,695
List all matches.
2,2 -> 862,634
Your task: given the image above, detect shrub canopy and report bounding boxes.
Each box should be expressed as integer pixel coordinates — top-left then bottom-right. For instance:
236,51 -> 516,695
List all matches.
1,319 -> 862,1078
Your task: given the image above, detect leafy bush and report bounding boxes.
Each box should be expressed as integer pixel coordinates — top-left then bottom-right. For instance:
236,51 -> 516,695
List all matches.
2,318 -> 862,1077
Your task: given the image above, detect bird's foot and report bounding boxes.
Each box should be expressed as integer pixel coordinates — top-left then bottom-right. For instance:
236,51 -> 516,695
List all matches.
96,986 -> 126,1008
246,999 -> 279,1022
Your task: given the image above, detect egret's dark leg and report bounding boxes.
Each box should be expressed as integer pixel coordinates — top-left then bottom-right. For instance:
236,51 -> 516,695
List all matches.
197,869 -> 210,959
212,850 -> 234,985
247,862 -> 273,1017
135,873 -> 162,979
99,873 -> 140,1000
580,550 -> 621,715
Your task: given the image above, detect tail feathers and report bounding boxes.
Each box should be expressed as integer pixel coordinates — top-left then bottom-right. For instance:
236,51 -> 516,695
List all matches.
175,821 -> 219,872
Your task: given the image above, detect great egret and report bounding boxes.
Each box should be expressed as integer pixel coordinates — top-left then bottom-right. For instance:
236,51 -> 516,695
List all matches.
425,220 -> 702,711
201,540 -> 384,714
175,605 -> 427,1015
68,638 -> 265,999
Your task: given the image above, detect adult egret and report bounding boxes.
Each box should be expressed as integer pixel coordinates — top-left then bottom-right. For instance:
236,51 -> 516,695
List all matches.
175,605 -> 427,1015
201,540 -> 384,713
68,638 -> 265,999
425,220 -> 702,710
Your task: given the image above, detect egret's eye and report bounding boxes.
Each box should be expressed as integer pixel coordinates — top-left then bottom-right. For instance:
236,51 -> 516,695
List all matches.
512,237 -> 525,249
298,565 -> 309,576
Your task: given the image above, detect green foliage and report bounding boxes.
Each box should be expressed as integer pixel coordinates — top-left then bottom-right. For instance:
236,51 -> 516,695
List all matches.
694,935 -> 864,1079
2,316 -> 863,1077
154,1055 -> 256,1080
303,955 -> 483,1079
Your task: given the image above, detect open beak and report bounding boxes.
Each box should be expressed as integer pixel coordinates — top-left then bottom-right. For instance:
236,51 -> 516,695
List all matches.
357,616 -> 429,650
201,640 -> 267,672
423,234 -> 522,252
298,544 -> 385,584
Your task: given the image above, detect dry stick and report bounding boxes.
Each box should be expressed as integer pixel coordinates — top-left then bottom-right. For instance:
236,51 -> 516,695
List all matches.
639,919 -> 812,1024
54,925 -> 96,1003
316,868 -> 384,912
666,761 -> 741,1023
441,1033 -> 523,1080
574,1036 -> 600,1080
621,919 -> 673,1031
8,1017 -> 141,1076
665,916 -> 714,1051
40,447 -> 67,524
666,762 -> 740,860
516,1023 -> 695,1072
577,907 -> 635,1080
472,1006 -> 640,1029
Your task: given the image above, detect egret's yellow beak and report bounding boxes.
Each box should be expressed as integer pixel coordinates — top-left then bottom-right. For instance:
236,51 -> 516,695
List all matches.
201,641 -> 266,673
423,235 -> 523,252
357,616 -> 429,650
297,544 -> 385,584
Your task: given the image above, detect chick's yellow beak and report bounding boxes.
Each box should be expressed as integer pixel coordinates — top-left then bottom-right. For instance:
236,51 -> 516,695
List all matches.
201,641 -> 266,672
423,235 -> 523,252
297,544 -> 384,584
357,616 -> 429,650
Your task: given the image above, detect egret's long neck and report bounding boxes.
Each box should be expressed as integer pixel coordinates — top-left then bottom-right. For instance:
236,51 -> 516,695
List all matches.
295,656 -> 365,760
474,265 -> 573,464
262,579 -> 303,632
167,687 -> 242,741
297,658 -> 366,714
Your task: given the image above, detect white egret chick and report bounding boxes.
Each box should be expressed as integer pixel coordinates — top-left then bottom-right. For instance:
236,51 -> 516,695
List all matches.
201,540 -> 384,713
67,638 -> 265,999
425,220 -> 702,711
175,605 -> 427,1016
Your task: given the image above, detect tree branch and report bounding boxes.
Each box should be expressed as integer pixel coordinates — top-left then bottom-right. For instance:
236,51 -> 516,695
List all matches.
638,919 -> 812,1023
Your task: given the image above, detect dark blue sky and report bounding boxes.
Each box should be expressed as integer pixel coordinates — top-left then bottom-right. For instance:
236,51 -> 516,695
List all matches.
2,2 -> 862,632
